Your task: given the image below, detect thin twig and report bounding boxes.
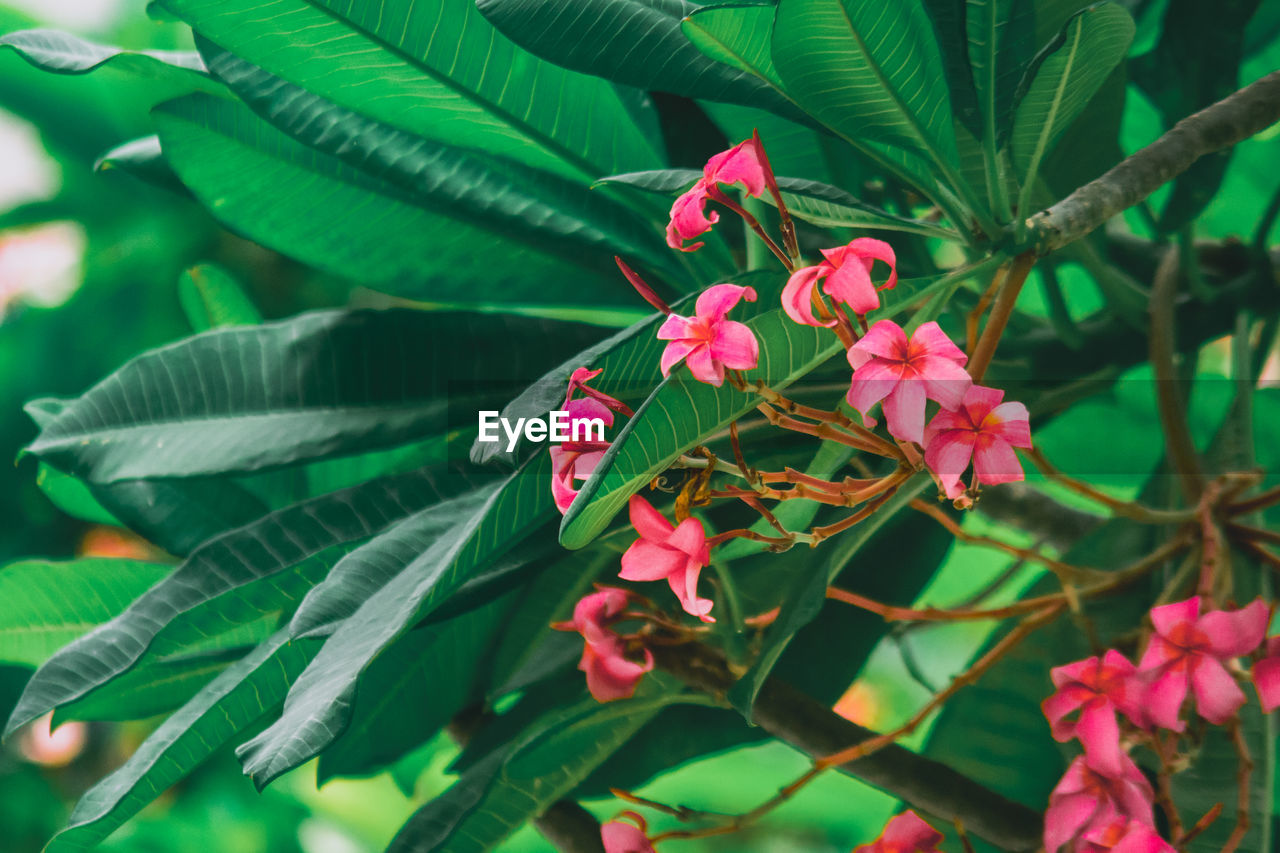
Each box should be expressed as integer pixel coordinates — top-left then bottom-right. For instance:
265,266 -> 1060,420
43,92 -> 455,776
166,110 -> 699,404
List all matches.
1220,717 -> 1253,853
1151,245 -> 1205,502
1022,447 -> 1196,524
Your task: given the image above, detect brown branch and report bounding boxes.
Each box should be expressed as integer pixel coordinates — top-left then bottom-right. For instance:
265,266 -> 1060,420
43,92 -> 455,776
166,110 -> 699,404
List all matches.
1027,70 -> 1280,254
649,643 -> 1043,852
1150,246 -> 1205,502
968,253 -> 1036,381
534,801 -> 606,853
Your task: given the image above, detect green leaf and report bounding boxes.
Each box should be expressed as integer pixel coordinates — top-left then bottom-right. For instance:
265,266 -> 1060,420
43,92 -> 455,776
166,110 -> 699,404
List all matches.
25,308 -> 601,482
1010,3 -> 1134,212
235,456 -> 559,788
316,593 -> 516,783
0,29 -> 205,77
45,631 -> 318,853
160,0 -> 663,181
6,465 -> 487,737
0,559 -> 170,668
94,135 -> 188,195
477,0 -> 801,120
88,476 -> 272,557
387,680 -> 679,853
153,94 -> 636,306
559,271 -> 965,549
771,0 -> 958,166
682,2 -> 786,90
197,49 -> 673,276
966,0 -> 1036,147
178,263 -> 261,332
35,464 -> 120,526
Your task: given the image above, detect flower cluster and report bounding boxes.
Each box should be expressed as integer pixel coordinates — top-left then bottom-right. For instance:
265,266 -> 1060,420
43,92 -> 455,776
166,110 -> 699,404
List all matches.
1041,595 -> 1273,853
552,587 -> 653,703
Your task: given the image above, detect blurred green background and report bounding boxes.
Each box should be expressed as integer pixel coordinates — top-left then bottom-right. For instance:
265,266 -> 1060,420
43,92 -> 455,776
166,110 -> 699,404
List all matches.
0,1 -> 1276,851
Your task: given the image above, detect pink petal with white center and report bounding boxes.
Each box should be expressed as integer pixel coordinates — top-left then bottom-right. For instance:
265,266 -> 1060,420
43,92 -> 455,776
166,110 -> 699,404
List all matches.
1254,655 -> 1280,713
972,437 -> 1025,486
619,539 -> 686,582
684,344 -> 724,386
986,401 -> 1032,446
917,356 -> 972,411
1149,597 -> 1200,637
710,319 -> 759,370
782,266 -> 833,327
1189,656 -> 1247,724
696,283 -> 756,322
881,379 -> 927,444
852,319 -> 909,361
1199,598 -> 1269,658
628,495 -> 674,541
823,254 -> 880,314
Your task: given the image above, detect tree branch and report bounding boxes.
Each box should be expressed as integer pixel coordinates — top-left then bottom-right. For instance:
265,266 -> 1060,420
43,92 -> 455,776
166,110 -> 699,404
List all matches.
1028,70 -> 1280,254
534,801 -> 606,853
651,644 -> 1043,852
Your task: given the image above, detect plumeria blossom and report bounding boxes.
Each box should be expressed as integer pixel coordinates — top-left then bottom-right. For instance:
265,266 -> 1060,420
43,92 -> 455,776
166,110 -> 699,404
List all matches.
552,587 -> 653,703
1252,636 -> 1280,713
620,495 -> 714,622
601,812 -> 656,853
550,370 -> 632,514
666,138 -> 766,252
923,384 -> 1031,499
1078,816 -> 1175,853
1136,596 -> 1268,729
845,320 -> 971,445
782,238 -> 898,326
1044,755 -> 1154,853
1042,651 -> 1142,777
854,810 -> 943,853
657,284 -> 759,387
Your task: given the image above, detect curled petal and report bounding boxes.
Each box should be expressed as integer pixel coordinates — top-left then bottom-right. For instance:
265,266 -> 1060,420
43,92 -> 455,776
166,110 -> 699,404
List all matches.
667,185 -> 717,251
684,344 -> 724,386
846,237 -> 899,291
695,283 -> 756,323
582,639 -> 653,702
704,139 -> 766,197
670,559 -> 715,623
1199,598 -> 1269,659
823,254 -> 880,314
782,266 -> 833,327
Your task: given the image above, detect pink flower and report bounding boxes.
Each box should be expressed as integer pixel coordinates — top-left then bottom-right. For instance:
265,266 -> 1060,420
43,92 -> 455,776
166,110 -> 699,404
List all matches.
620,495 -> 714,622
1044,755 -> 1154,853
552,588 -> 653,703
657,284 -> 759,387
666,138 -> 766,252
854,810 -> 943,853
1252,636 -> 1280,713
602,813 -> 655,853
923,384 -> 1031,499
549,371 -> 632,515
1136,596 -> 1268,729
782,238 -> 898,326
845,320 -> 972,445
1078,816 -> 1175,853
1042,651 -> 1142,777
550,398 -> 614,514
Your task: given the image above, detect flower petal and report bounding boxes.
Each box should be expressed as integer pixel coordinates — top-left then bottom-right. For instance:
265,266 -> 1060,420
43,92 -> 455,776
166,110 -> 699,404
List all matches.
1198,599 -> 1269,659
852,319 -> 909,361
917,356 -> 973,411
972,437 -> 1025,486
924,430 -> 976,499
619,539 -> 684,582
685,344 -> 724,386
628,494 -> 674,541
709,320 -> 759,370
1189,656 -> 1246,724
1149,597 -> 1200,637
695,283 -> 756,323
882,379 -> 927,444
986,401 -> 1032,447
782,266 -> 834,328
823,254 -> 880,314
1254,655 -> 1280,713
910,321 -> 967,364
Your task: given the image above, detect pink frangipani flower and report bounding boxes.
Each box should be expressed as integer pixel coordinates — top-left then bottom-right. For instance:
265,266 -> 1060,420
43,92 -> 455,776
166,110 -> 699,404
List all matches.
620,495 -> 714,622
923,384 -> 1031,499
550,398 -> 615,514
1078,816 -> 1175,853
657,284 -> 759,387
601,812 -> 655,853
1044,754 -> 1154,853
1136,596 -> 1268,729
845,320 -> 971,445
565,366 -> 634,417
552,587 -> 653,703
1042,650 -> 1142,777
666,138 -> 766,252
782,238 -> 898,326
1252,636 -> 1280,713
854,810 -> 943,853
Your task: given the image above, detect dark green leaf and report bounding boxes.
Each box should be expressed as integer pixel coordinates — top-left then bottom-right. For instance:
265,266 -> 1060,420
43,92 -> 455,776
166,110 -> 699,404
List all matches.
177,262 -> 261,332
